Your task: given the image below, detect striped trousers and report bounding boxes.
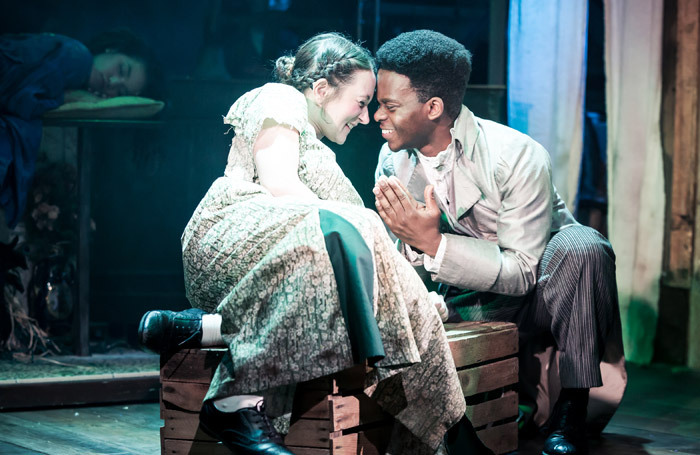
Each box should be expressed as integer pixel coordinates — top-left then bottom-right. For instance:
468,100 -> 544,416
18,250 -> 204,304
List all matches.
444,225 -> 622,391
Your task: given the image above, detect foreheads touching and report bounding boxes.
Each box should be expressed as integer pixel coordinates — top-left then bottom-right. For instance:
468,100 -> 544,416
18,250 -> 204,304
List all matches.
274,32 -> 376,144
375,30 -> 472,120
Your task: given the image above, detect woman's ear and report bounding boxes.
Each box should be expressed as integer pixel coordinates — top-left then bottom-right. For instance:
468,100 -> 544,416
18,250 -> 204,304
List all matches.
311,78 -> 331,105
425,97 -> 445,120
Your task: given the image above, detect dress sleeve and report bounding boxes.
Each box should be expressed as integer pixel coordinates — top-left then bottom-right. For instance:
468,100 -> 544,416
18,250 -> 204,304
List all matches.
223,83 -> 309,150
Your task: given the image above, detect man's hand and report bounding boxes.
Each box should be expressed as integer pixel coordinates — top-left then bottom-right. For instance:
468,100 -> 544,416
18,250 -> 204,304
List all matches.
373,175 -> 442,256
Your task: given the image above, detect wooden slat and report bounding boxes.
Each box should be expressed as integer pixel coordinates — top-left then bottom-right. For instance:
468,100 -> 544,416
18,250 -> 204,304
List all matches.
331,427 -> 390,455
687,0 -> 700,371
287,447 -> 330,455
329,394 -> 389,432
161,380 -> 209,412
330,395 -> 361,431
458,357 -> 518,397
285,418 -> 333,448
476,421 -> 518,455
447,323 -> 518,368
162,438 -> 230,455
444,320 -> 515,335
330,432 -> 358,455
0,374 -> 159,410
161,409 -> 216,442
668,0 -> 700,288
161,349 -> 225,383
466,390 -> 518,428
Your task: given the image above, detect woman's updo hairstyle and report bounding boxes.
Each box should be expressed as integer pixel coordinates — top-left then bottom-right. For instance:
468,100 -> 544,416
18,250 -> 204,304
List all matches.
274,32 -> 375,92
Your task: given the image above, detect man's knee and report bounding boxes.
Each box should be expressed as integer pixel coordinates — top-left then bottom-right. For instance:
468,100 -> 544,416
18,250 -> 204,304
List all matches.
542,225 -> 615,278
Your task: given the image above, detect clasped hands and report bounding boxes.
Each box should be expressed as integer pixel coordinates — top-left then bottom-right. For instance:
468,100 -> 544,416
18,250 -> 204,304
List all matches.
373,175 -> 442,258
374,176 -> 448,322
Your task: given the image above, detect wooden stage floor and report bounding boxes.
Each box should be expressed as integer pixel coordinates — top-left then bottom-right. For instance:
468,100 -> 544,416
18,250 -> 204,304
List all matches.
0,363 -> 698,454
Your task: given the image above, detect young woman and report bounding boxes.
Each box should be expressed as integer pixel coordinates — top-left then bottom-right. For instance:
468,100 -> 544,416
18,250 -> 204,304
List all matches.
140,33 -> 490,455
0,29 -> 162,228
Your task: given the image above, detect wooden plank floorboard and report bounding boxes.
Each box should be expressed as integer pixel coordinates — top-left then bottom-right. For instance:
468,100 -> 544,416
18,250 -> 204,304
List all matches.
0,440 -> 45,455
0,403 -> 160,455
518,427 -> 700,455
0,364 -> 698,454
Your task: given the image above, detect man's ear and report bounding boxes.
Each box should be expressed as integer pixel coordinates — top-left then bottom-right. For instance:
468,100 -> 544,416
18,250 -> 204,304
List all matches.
311,78 -> 331,105
425,97 -> 445,120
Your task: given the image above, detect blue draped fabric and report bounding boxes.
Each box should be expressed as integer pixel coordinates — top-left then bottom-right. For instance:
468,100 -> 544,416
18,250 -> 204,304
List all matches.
0,33 -> 93,227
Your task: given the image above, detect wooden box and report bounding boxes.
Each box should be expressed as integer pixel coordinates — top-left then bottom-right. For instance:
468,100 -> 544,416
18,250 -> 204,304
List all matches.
159,321 -> 518,455
285,365 -> 392,455
160,348 -> 228,455
447,321 -> 519,455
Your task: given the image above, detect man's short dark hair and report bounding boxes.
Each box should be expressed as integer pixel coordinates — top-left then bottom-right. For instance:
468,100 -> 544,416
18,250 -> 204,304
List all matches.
376,30 -> 472,120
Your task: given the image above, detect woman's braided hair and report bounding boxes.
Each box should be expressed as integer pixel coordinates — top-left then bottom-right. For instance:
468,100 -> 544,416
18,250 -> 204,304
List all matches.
274,33 -> 375,92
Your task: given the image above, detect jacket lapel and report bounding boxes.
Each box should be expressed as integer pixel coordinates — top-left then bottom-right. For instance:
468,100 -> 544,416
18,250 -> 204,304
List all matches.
453,157 -> 483,220
392,106 -> 484,228
452,107 -> 483,220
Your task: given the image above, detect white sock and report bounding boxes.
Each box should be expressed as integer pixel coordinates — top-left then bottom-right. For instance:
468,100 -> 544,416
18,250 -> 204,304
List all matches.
213,395 -> 264,413
201,313 -> 225,346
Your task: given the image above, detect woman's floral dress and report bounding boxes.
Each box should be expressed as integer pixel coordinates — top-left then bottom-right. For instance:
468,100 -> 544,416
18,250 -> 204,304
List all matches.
181,83 -> 465,452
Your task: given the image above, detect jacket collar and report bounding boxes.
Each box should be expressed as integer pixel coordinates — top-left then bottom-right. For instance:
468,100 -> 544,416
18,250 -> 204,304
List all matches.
449,106 -> 483,220
452,105 -> 480,162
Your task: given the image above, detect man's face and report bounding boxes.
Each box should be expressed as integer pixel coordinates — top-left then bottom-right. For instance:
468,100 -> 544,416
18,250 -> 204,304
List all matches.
374,69 -> 433,152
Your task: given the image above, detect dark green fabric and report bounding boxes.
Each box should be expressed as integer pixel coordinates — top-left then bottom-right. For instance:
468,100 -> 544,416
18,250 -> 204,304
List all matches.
440,284 -> 524,322
319,209 -> 384,365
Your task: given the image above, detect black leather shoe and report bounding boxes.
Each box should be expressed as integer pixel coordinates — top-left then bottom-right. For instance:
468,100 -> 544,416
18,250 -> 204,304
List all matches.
542,390 -> 589,455
137,308 -> 205,353
199,399 -> 294,455
445,415 -> 495,455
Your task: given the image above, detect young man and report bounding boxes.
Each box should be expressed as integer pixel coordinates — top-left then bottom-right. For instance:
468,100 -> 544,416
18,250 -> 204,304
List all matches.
372,30 -> 624,455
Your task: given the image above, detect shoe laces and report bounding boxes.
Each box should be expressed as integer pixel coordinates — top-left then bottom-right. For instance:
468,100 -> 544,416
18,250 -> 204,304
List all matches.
175,327 -> 200,347
250,400 -> 284,445
167,314 -> 202,347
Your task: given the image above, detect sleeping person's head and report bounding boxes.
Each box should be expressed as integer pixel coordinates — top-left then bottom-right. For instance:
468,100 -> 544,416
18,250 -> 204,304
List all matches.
86,29 -> 163,99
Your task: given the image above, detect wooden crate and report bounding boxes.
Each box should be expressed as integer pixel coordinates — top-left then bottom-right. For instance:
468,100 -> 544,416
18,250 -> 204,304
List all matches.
446,321 -> 519,455
160,348 -> 228,454
159,321 -> 518,455
285,365 -> 392,455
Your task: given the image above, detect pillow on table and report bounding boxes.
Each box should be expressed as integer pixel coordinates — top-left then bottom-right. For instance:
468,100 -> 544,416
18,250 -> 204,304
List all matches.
43,90 -> 164,119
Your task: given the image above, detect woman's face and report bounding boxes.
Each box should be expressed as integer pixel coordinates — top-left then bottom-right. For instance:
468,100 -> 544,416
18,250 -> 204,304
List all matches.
88,52 -> 147,98
316,70 -> 376,145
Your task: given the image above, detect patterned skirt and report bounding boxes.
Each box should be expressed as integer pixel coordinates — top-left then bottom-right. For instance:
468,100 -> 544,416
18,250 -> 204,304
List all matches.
181,177 -> 465,451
